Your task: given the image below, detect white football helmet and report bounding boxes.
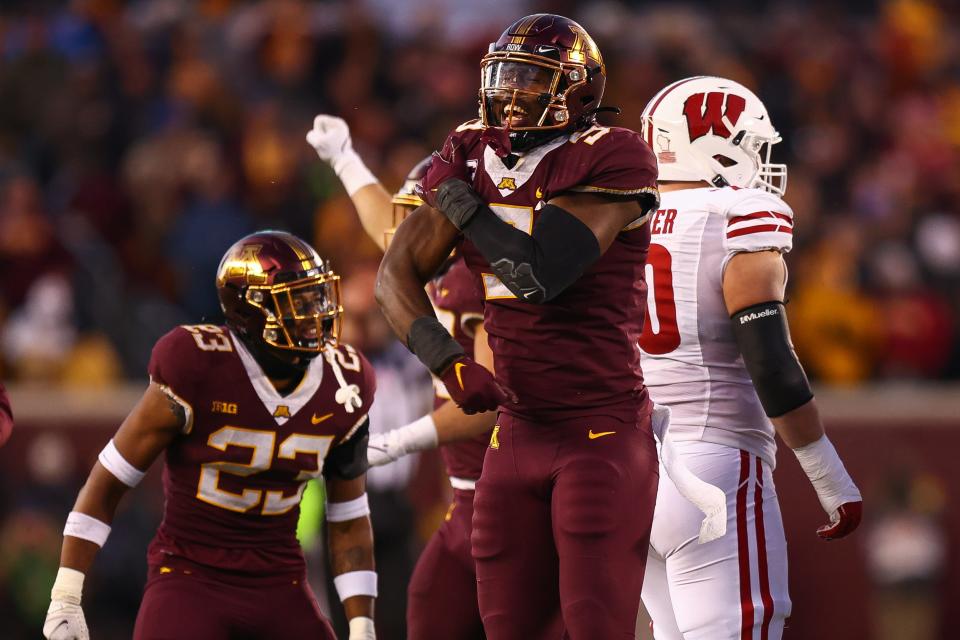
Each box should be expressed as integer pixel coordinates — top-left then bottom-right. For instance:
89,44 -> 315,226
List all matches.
641,76 -> 787,195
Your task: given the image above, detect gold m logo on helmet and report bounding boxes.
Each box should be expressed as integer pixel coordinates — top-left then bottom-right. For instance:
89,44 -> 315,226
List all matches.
567,24 -> 601,67
497,177 -> 518,191
222,244 -> 267,285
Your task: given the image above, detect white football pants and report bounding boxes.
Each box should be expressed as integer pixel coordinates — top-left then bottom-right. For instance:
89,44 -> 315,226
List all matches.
641,440 -> 791,639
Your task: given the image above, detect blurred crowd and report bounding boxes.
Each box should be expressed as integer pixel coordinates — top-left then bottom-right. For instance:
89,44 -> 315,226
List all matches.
0,0 -> 958,391
1,2 -> 959,639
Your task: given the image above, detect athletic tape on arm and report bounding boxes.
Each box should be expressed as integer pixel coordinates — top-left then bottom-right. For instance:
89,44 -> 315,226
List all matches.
333,570 -> 378,601
326,494 -> 371,522
63,511 -> 111,547
98,439 -> 146,487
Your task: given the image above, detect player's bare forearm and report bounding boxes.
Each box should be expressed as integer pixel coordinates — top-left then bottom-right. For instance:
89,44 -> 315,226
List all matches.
59,383 -> 182,573
351,182 -> 394,251
771,398 -> 825,449
327,474 -> 376,619
61,465 -> 129,572
432,401 -> 497,444
328,516 -> 375,619
328,520 -> 375,620
375,204 -> 460,342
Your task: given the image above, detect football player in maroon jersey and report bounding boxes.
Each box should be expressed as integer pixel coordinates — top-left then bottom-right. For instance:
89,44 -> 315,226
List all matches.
307,117 -> 497,639
43,231 -> 378,640
376,14 -> 661,640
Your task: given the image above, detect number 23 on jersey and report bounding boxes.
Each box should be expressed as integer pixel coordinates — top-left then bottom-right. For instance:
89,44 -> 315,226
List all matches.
196,427 -> 335,516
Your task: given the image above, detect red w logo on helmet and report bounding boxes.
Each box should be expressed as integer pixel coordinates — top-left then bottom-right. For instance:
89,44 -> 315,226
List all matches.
683,92 -> 746,141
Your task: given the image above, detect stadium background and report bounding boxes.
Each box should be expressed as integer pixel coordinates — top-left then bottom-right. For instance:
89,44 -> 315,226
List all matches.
0,0 -> 957,638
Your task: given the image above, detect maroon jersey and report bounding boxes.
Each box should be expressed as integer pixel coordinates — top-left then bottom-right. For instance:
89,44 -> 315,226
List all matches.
428,120 -> 658,421
427,256 -> 488,480
145,324 -> 375,577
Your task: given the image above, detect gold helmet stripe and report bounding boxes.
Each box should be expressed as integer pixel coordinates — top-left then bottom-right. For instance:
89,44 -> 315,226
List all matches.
283,235 -> 320,272
509,15 -> 539,44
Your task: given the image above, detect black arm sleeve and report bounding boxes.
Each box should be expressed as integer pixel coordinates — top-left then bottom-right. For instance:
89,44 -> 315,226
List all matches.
323,419 -> 370,480
730,301 -> 814,418
434,180 -> 600,303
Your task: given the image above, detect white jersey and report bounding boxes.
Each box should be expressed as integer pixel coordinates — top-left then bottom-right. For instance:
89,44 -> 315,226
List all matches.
639,186 -> 794,466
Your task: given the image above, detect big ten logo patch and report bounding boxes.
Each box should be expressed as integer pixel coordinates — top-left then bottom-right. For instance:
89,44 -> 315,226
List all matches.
212,400 -> 238,415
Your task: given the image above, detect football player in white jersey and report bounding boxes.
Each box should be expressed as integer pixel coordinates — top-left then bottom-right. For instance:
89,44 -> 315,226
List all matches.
637,76 -> 863,640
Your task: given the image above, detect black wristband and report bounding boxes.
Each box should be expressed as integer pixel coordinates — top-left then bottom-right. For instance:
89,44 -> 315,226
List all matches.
730,301 -> 814,418
407,316 -> 465,375
435,179 -> 484,230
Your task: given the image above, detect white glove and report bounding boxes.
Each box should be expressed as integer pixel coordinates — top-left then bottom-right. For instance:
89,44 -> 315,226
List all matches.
306,115 -> 351,164
367,415 -> 438,467
306,115 -> 377,196
348,616 -> 376,640
792,435 -> 863,540
43,568 -> 89,640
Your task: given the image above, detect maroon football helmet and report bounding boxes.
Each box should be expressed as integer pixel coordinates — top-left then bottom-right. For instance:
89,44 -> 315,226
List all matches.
385,156 -> 431,247
480,14 -> 606,149
216,231 -> 342,354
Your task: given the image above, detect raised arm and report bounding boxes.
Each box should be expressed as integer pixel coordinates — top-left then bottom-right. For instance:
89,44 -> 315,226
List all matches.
723,250 -> 862,540
306,115 -> 393,250
44,383 -> 184,640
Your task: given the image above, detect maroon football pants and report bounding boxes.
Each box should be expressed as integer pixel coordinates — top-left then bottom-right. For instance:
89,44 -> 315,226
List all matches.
472,410 -> 658,640
407,488 -> 485,640
133,558 -> 335,640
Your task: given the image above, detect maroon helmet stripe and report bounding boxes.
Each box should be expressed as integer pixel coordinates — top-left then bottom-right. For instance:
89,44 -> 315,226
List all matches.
645,76 -> 704,145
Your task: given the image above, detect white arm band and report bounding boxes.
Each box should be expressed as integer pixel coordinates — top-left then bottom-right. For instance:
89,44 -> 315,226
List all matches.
327,494 -> 371,522
64,511 -> 111,547
333,570 -> 378,601
792,435 -> 861,515
333,149 -> 378,197
348,616 -> 376,639
50,567 -> 85,604
98,439 -> 146,487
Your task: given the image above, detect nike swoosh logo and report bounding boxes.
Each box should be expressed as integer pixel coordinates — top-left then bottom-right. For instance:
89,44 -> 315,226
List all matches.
311,412 -> 334,425
535,187 -> 543,199
587,430 -> 616,440
455,362 -> 467,390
